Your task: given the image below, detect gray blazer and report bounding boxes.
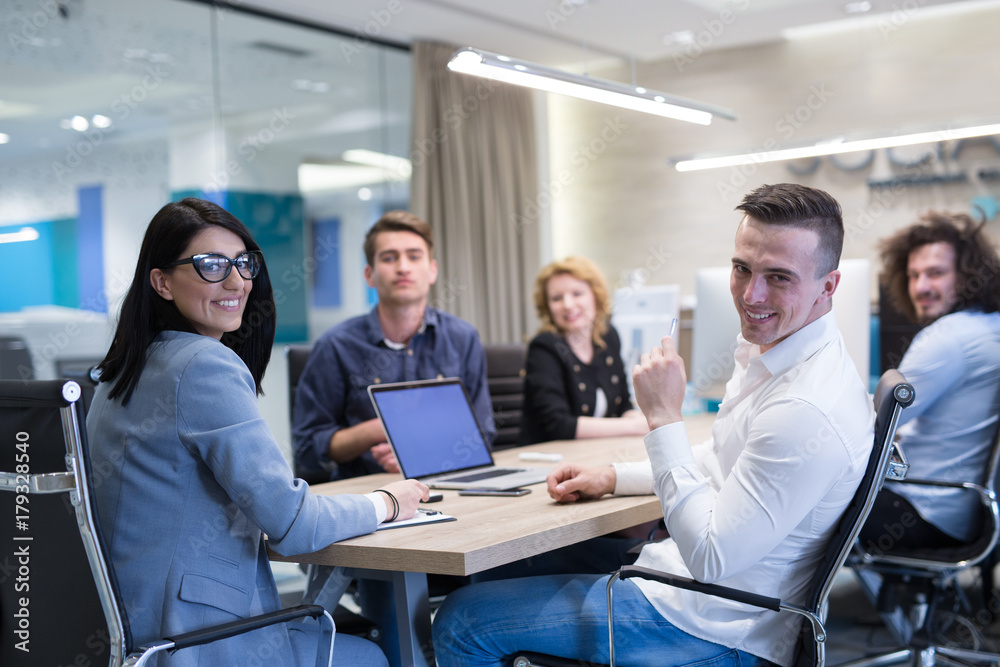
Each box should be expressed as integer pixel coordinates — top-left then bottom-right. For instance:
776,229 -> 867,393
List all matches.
87,331 -> 377,666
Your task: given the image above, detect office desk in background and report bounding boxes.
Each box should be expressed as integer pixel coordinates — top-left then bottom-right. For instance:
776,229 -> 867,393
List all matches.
270,412 -> 716,667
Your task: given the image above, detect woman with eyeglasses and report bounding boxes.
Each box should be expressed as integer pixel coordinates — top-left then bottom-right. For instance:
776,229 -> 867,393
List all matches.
88,198 -> 426,666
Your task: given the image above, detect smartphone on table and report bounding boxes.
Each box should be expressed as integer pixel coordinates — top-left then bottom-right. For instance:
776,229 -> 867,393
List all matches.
457,488 -> 531,497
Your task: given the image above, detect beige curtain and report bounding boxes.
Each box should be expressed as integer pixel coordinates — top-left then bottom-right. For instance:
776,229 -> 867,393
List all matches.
410,41 -> 540,344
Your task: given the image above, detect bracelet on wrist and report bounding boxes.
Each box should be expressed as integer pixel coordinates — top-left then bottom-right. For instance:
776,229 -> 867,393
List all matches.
373,488 -> 399,522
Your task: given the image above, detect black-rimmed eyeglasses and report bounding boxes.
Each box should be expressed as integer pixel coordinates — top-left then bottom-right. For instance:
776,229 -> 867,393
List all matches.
162,251 -> 263,283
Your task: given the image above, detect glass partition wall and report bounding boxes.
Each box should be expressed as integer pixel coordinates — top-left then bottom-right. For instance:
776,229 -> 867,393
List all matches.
0,0 -> 412,382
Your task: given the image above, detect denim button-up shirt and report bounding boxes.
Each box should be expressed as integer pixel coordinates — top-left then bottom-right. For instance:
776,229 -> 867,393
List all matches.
293,306 -> 495,480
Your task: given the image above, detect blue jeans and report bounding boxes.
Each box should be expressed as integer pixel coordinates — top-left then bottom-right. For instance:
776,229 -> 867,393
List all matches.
286,623 -> 387,666
358,536 -> 643,667
432,574 -> 774,667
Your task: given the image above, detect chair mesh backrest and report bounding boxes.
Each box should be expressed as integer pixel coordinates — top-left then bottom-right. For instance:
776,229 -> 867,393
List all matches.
0,379 -> 132,665
795,370 -> 913,667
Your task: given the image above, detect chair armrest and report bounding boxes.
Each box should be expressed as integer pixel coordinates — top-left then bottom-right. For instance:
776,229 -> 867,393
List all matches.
618,565 -> 781,612
138,604 -> 328,654
890,477 -> 995,504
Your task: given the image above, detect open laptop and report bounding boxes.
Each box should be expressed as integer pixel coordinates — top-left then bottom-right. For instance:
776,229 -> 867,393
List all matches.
368,377 -> 551,490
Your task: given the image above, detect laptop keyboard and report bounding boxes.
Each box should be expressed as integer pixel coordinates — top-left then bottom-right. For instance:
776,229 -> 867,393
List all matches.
438,468 -> 523,483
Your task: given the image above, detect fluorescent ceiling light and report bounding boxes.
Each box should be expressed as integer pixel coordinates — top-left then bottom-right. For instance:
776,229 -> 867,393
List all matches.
298,160 -> 410,194
341,149 -> 412,178
784,0 -> 1000,40
446,47 -> 736,125
674,123 -> 1000,172
0,227 -> 40,244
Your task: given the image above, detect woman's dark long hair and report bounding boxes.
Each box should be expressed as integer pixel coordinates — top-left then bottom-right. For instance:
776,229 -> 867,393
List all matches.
97,198 -> 276,404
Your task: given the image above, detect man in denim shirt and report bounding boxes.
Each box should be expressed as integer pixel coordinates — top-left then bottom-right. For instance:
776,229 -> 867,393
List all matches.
294,210 -> 495,482
294,211 -> 494,666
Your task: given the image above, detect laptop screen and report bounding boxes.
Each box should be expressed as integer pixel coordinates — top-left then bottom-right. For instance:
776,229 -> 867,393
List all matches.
368,379 -> 494,479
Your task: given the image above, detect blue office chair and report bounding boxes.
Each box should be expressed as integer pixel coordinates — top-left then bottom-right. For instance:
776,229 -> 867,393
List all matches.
0,379 -> 335,666
511,369 -> 915,667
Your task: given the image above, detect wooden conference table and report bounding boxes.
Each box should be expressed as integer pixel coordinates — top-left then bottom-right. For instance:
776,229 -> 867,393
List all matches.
270,413 -> 716,667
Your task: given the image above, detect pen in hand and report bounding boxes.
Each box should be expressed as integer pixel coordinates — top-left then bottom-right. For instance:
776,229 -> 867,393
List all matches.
669,318 -> 678,340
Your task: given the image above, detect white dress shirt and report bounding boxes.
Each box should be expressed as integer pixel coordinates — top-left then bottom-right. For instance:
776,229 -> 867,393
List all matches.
613,312 -> 874,667
892,309 -> 1000,541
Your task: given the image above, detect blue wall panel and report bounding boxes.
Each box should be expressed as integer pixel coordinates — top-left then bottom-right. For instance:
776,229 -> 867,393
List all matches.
51,218 -> 78,308
76,185 -> 105,313
0,222 -> 55,311
311,218 -> 342,308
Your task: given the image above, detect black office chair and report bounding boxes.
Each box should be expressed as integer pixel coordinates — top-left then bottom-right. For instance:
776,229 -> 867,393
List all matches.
484,343 -> 527,450
55,356 -> 103,415
511,369 -> 916,667
0,336 -> 33,380
0,379 -> 334,666
286,343 -> 333,485
841,398 -> 1000,667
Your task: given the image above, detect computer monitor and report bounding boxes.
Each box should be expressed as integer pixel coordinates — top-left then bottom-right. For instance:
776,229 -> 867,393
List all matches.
612,284 -> 680,370
690,267 -> 738,400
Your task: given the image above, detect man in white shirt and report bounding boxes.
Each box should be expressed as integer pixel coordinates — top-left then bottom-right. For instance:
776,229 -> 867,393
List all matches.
432,183 -> 874,667
861,212 -> 1000,549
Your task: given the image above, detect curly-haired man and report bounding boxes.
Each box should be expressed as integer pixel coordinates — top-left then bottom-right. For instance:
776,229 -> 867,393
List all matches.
863,211 -> 1000,549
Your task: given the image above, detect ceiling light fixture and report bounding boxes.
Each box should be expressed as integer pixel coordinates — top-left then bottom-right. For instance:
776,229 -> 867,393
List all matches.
0,227 -> 40,245
446,47 -> 736,125
341,149 -> 412,178
673,122 -> 1000,172
0,133 -> 9,144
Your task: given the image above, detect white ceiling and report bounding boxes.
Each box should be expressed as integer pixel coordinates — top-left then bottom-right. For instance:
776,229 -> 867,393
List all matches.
242,0 -> 1000,68
2,0 -> 998,171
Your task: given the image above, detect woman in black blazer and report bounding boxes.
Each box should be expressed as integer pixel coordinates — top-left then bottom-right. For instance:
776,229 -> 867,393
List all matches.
519,256 -> 649,445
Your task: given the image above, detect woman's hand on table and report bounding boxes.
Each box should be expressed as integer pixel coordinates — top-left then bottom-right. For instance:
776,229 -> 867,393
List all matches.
378,479 -> 430,520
